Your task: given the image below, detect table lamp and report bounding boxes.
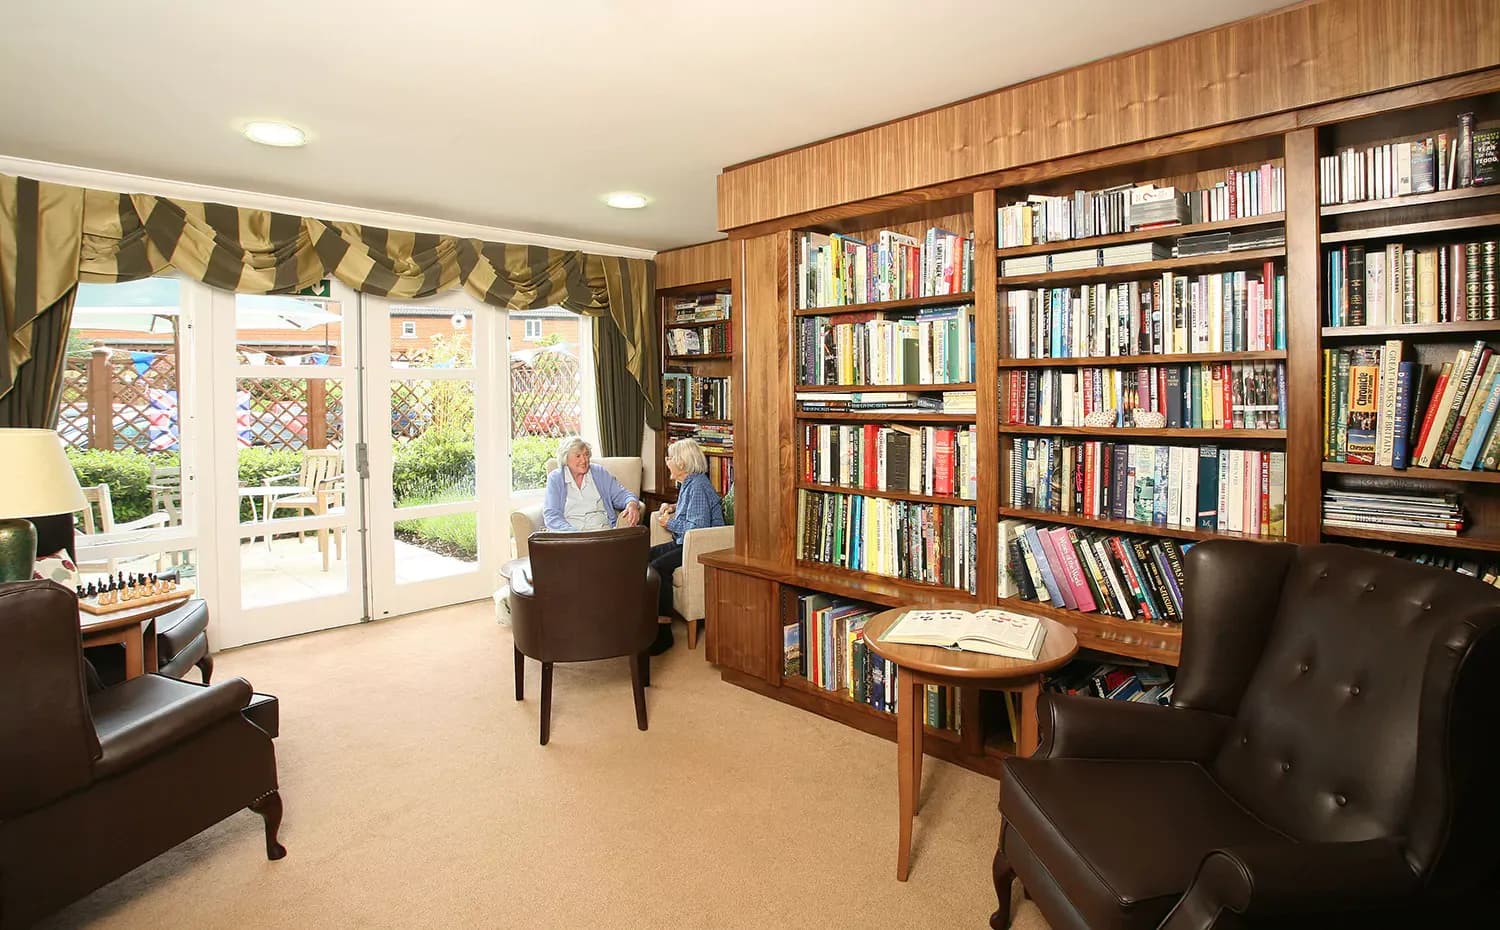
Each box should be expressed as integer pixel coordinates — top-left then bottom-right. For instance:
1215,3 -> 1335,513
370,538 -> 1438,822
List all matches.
0,429 -> 87,583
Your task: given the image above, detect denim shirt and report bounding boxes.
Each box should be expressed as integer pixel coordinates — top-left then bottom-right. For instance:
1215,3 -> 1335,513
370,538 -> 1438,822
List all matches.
665,472 -> 724,545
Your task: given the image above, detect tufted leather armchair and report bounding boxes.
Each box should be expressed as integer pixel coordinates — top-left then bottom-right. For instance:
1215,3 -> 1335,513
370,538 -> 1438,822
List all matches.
992,540 -> 1500,930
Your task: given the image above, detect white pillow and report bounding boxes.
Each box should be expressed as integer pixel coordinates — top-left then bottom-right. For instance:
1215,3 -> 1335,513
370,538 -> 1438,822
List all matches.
33,549 -> 79,590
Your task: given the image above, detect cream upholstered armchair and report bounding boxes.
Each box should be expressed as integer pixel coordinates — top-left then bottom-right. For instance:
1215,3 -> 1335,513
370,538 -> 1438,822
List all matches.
509,456 -> 663,558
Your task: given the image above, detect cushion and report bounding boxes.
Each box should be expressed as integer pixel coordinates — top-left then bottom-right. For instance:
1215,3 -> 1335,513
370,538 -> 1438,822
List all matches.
1000,756 -> 1290,930
32,548 -> 78,589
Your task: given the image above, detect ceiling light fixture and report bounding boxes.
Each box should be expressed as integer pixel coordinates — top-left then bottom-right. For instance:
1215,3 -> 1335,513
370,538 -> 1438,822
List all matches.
603,191 -> 649,209
243,121 -> 307,147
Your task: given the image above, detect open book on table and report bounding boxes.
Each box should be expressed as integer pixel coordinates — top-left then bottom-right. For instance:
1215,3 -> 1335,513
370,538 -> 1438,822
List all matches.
879,608 -> 1046,661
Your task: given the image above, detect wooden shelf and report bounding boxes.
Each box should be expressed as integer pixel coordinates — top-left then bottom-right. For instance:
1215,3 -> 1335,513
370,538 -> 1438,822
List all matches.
665,417 -> 733,426
700,448 -> 734,457
997,247 -> 1284,287
999,507 -> 1281,544
1321,524 -> 1500,553
666,352 -> 732,361
793,292 -> 974,318
1320,186 -> 1500,217
993,596 -> 1181,666
794,382 -> 976,393
1320,212 -> 1500,244
1321,320 -> 1500,340
1323,462 -> 1500,484
994,213 -> 1284,259
793,560 -> 978,601
998,424 -> 1285,441
800,481 -> 975,507
999,350 -> 1285,369
780,675 -> 961,744
798,411 -> 976,424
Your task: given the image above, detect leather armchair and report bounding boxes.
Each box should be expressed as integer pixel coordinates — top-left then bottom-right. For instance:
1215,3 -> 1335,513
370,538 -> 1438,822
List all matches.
0,581 -> 284,928
509,526 -> 658,745
993,540 -> 1500,930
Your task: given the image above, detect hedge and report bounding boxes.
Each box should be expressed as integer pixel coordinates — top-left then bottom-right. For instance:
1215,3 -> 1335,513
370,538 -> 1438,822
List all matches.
66,449 -> 179,524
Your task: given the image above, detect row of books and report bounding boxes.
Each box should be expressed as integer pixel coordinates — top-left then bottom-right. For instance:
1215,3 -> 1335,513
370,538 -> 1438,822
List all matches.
1003,265 -> 1287,358
1044,659 -> 1175,705
670,292 -> 730,324
996,166 -> 1285,249
796,391 -> 945,414
795,228 -> 973,310
796,490 -> 977,592
1005,362 -> 1286,431
795,304 -> 976,386
1323,489 -> 1465,538
666,421 -> 733,452
1000,520 -> 1189,623
1318,114 -> 1497,204
1007,439 -> 1288,538
801,423 -> 978,500
1323,340 -> 1500,471
662,373 -> 731,420
1324,240 -> 1499,327
664,321 -> 733,355
1352,544 -> 1500,590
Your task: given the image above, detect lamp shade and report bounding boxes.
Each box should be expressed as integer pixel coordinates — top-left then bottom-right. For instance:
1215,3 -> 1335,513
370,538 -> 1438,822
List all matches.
0,429 -> 87,519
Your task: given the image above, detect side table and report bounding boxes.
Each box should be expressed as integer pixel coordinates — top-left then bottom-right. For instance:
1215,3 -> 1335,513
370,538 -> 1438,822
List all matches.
79,595 -> 194,680
862,606 -> 1078,881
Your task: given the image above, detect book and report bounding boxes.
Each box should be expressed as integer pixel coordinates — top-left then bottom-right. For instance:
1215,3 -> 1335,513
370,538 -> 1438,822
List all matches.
880,607 -> 1046,661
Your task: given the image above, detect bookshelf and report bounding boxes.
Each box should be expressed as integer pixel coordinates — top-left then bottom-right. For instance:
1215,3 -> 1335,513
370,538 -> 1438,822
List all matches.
656,281 -> 734,503
700,64 -> 1500,782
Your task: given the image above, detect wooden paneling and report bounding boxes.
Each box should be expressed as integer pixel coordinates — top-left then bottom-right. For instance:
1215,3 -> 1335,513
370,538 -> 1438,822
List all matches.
733,232 -> 794,563
718,0 -> 1500,231
704,565 -> 774,679
656,239 -> 732,290
1283,128 -> 1323,545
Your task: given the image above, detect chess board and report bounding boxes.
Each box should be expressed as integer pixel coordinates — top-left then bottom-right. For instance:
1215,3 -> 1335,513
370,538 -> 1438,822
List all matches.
78,585 -> 195,615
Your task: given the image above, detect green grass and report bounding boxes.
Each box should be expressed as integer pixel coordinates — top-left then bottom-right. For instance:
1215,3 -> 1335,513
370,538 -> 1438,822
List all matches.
393,488 -> 478,561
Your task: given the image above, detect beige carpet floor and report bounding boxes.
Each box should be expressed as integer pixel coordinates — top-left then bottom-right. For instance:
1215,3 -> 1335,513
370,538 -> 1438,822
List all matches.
46,602 -> 1048,930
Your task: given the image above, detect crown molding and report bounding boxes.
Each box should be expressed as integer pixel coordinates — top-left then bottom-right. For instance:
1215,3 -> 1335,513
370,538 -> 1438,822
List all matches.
0,154 -> 656,261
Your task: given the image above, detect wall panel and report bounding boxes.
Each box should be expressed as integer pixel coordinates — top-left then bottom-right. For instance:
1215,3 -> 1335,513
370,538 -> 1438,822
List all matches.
655,239 -> 731,289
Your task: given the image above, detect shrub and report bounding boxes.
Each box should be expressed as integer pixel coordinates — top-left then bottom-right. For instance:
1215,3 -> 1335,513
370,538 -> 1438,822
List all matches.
66,448 -> 178,523
393,431 -> 475,503
511,435 -> 557,491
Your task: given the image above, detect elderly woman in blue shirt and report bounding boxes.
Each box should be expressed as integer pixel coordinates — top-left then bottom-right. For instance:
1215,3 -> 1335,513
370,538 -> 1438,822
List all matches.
649,437 -> 725,654
542,436 -> 643,532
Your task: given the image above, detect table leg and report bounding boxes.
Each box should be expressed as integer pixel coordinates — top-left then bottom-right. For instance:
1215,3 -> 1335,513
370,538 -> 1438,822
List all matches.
1017,678 -> 1042,758
122,628 -> 144,680
143,619 -> 158,674
263,493 -> 275,551
896,673 -> 924,882
910,677 -> 924,816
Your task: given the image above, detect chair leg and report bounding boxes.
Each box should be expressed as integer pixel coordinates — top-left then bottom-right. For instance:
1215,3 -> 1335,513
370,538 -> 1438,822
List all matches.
513,647 -> 524,701
630,654 -> 649,731
197,652 -> 214,684
641,651 -> 651,688
991,845 -> 1015,930
249,790 -> 287,861
319,527 -> 331,572
539,662 -> 553,745
686,618 -> 699,650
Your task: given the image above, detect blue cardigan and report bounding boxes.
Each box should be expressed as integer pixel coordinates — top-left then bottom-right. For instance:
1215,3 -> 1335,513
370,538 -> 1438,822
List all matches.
542,464 -> 639,531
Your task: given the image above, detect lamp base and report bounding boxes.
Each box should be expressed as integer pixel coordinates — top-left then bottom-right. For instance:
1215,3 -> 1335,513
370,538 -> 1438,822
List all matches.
0,517 -> 37,583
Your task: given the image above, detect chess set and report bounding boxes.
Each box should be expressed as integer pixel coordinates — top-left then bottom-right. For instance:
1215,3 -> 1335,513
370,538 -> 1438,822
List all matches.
77,572 -> 193,615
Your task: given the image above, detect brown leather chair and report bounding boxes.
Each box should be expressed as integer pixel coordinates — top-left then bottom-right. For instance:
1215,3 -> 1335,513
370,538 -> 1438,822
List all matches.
993,540 -> 1500,930
509,526 -> 659,745
0,581 -> 285,928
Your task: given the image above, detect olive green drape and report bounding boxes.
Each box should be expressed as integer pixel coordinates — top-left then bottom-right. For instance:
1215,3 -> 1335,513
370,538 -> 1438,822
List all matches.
0,288 -> 79,428
593,314 -> 647,457
2,173 -> 660,428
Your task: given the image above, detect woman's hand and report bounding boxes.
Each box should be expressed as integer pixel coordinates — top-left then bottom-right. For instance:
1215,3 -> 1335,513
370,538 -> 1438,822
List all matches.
618,500 -> 642,527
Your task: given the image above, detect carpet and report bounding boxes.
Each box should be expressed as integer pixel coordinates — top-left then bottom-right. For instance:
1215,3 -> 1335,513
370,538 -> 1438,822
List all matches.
46,602 -> 1048,929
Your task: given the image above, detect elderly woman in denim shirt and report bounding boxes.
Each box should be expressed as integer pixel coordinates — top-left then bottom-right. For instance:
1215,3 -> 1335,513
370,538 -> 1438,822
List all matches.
649,438 -> 724,654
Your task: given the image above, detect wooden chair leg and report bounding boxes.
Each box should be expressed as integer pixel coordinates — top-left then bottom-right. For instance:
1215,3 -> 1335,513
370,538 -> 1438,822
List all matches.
630,654 -> 648,731
249,790 -> 287,861
513,647 -> 524,701
991,845 -> 1015,930
686,618 -> 699,649
197,652 -> 214,684
319,527 -> 331,572
539,662 -> 553,745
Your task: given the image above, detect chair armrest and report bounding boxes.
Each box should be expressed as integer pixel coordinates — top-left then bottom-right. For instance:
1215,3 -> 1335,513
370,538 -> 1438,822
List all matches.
1036,692 -> 1232,763
649,521 -> 672,547
263,472 -> 299,485
1161,838 -> 1418,929
93,677 -> 254,779
114,511 -> 172,533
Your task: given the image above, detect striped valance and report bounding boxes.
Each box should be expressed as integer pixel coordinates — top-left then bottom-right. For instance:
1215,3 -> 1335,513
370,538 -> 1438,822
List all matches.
2,174 -> 659,424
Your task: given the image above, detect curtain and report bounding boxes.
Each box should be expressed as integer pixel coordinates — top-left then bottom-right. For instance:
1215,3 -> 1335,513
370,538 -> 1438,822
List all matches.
592,314 -> 646,457
2,173 -> 659,424
0,288 -> 78,428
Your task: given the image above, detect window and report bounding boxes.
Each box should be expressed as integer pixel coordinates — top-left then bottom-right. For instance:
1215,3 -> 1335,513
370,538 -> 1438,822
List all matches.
511,308 -> 597,491
523,319 -> 543,341
401,320 -> 417,339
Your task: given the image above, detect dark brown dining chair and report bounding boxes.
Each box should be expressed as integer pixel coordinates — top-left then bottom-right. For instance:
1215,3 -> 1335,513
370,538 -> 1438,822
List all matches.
992,540 -> 1500,930
509,526 -> 659,745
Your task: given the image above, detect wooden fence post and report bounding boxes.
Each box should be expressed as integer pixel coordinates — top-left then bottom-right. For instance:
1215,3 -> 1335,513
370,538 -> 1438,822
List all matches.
88,345 -> 113,451
307,379 -> 327,449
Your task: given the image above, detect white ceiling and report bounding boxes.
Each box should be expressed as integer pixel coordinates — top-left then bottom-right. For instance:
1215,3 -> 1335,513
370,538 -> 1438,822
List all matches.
0,0 -> 1287,252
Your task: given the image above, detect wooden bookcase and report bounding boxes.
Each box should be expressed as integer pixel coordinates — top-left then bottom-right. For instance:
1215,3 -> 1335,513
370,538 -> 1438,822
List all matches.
700,66 -> 1500,780
655,281 -> 734,505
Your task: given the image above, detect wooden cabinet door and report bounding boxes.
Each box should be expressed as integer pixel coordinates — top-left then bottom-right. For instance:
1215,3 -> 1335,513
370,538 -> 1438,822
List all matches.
706,566 -> 774,680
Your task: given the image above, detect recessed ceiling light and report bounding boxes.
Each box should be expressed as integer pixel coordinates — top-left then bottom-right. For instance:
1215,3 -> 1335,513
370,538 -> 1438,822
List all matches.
243,121 -> 307,147
603,191 -> 650,209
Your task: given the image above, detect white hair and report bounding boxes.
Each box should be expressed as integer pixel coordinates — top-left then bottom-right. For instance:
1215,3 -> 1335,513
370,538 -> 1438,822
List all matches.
667,438 -> 709,477
557,436 -> 592,461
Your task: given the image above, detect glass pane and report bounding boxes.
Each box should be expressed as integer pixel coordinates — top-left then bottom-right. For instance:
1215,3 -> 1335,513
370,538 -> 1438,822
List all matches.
510,309 -> 584,491
235,290 -> 343,366
394,510 -> 479,582
62,279 -> 186,538
390,304 -> 474,367
239,528 -> 349,609
76,548 -> 197,590
235,377 -> 345,525
391,379 -> 476,507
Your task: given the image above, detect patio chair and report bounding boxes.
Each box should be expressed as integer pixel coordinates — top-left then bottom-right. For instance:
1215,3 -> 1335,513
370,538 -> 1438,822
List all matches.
76,484 -> 171,574
147,465 -> 183,526
267,449 -> 346,572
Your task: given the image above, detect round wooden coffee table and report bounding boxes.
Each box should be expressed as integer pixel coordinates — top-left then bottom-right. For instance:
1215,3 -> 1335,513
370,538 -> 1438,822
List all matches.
863,606 -> 1078,881
78,594 -> 193,680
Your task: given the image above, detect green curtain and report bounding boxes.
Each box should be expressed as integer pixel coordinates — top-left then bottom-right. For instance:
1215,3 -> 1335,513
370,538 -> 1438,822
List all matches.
0,288 -> 78,428
2,173 -> 659,425
593,314 -> 646,457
